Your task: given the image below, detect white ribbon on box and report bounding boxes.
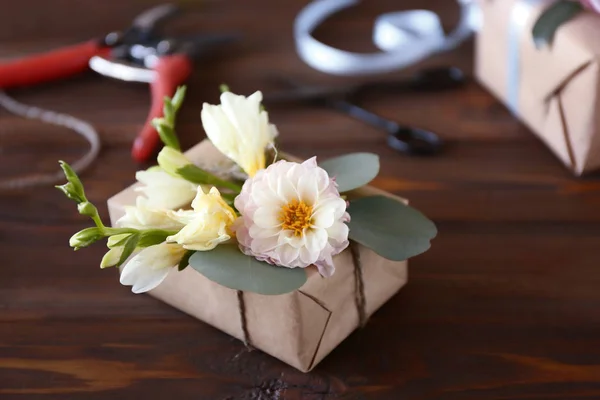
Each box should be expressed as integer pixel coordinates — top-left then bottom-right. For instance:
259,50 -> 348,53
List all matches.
294,0 -> 480,76
506,0 -> 551,115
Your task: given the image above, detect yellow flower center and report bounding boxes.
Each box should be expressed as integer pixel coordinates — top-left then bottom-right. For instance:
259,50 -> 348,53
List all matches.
280,199 -> 313,237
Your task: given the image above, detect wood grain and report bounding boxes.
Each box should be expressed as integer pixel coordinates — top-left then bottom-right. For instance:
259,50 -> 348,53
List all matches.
1,0 -> 600,398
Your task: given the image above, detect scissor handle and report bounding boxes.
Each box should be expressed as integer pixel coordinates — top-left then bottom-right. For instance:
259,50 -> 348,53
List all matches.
131,54 -> 193,162
0,41 -> 110,89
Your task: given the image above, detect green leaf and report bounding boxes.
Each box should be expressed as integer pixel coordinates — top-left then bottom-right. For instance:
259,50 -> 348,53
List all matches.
117,233 -> 140,267
348,195 -> 437,261
137,230 -> 171,248
532,0 -> 583,48
156,124 -> 180,151
319,153 -> 380,193
177,164 -> 216,184
178,250 -> 194,271
189,244 -> 307,295
177,164 -> 242,193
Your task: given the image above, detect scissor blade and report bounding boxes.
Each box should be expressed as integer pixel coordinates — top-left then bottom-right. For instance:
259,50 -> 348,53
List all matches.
132,3 -> 179,31
89,56 -> 157,83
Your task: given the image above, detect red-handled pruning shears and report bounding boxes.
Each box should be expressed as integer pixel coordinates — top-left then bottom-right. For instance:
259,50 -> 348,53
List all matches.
0,4 -> 235,162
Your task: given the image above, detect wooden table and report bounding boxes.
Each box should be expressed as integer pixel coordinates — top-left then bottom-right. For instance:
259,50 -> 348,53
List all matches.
2,1 -> 600,398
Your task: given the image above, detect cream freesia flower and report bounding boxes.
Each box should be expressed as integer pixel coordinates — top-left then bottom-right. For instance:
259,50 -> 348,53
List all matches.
167,186 -> 237,251
135,167 -> 198,210
233,157 -> 350,277
119,242 -> 187,293
117,196 -> 185,231
201,91 -> 278,177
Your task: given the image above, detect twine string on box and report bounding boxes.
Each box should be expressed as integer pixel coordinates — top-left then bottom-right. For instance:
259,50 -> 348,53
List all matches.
0,90 -> 101,190
235,240 -> 369,348
349,240 -> 368,327
237,290 -> 253,349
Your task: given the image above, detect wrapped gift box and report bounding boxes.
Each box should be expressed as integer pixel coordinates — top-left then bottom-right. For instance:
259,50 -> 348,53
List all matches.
476,0 -> 600,175
107,140 -> 408,372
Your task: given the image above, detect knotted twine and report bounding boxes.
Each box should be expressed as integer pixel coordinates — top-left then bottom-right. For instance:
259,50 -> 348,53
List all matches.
236,240 -> 368,348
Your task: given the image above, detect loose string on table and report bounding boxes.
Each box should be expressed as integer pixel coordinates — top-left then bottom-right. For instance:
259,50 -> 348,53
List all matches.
235,240 -> 369,348
0,91 -> 101,190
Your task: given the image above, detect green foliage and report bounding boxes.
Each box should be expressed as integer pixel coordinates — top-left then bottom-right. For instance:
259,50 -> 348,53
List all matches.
152,86 -> 187,151
117,234 -> 140,267
348,195 -> 437,261
178,251 -> 194,271
177,164 -> 243,193
189,244 -> 308,295
532,0 -> 583,48
319,153 -> 380,193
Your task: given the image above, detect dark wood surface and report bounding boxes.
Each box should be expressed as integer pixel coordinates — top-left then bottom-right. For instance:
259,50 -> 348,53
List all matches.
2,0 -> 600,398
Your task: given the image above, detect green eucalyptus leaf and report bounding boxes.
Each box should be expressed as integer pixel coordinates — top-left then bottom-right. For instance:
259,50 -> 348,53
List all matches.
189,244 -> 307,295
320,153 -> 380,192
178,250 -> 194,271
117,233 -> 140,267
348,195 -> 437,261
532,0 -> 583,48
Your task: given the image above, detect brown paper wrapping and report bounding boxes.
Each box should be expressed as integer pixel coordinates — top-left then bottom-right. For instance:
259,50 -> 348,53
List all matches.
476,0 -> 600,175
107,140 -> 408,372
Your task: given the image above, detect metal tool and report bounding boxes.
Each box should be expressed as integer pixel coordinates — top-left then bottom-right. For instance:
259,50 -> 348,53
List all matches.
264,66 -> 466,156
0,3 -> 236,162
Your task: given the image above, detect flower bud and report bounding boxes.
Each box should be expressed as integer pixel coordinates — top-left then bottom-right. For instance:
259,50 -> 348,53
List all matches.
157,147 -> 192,177
100,247 -> 124,269
57,161 -> 85,200
77,201 -> 98,217
56,182 -> 85,204
69,227 -> 104,250
107,233 -> 132,248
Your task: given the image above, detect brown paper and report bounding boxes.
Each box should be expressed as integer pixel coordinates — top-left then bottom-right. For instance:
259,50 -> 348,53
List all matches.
107,140 -> 408,372
475,0 -> 600,175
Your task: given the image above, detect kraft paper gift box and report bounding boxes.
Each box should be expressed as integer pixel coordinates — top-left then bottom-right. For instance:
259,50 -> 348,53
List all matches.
476,0 -> 600,175
107,140 -> 408,372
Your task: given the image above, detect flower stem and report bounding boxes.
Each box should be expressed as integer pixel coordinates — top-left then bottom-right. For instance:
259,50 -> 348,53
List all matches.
212,177 -> 243,193
102,227 -> 179,237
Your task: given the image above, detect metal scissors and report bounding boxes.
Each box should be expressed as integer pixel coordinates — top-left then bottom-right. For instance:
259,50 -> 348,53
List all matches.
0,4 -> 236,162
263,67 -> 466,156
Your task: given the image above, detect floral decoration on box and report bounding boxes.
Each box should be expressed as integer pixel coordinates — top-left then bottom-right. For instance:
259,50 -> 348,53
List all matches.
58,87 -> 436,295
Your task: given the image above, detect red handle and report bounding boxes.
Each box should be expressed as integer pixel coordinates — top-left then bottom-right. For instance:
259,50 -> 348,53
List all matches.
0,41 -> 110,89
132,54 -> 193,163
